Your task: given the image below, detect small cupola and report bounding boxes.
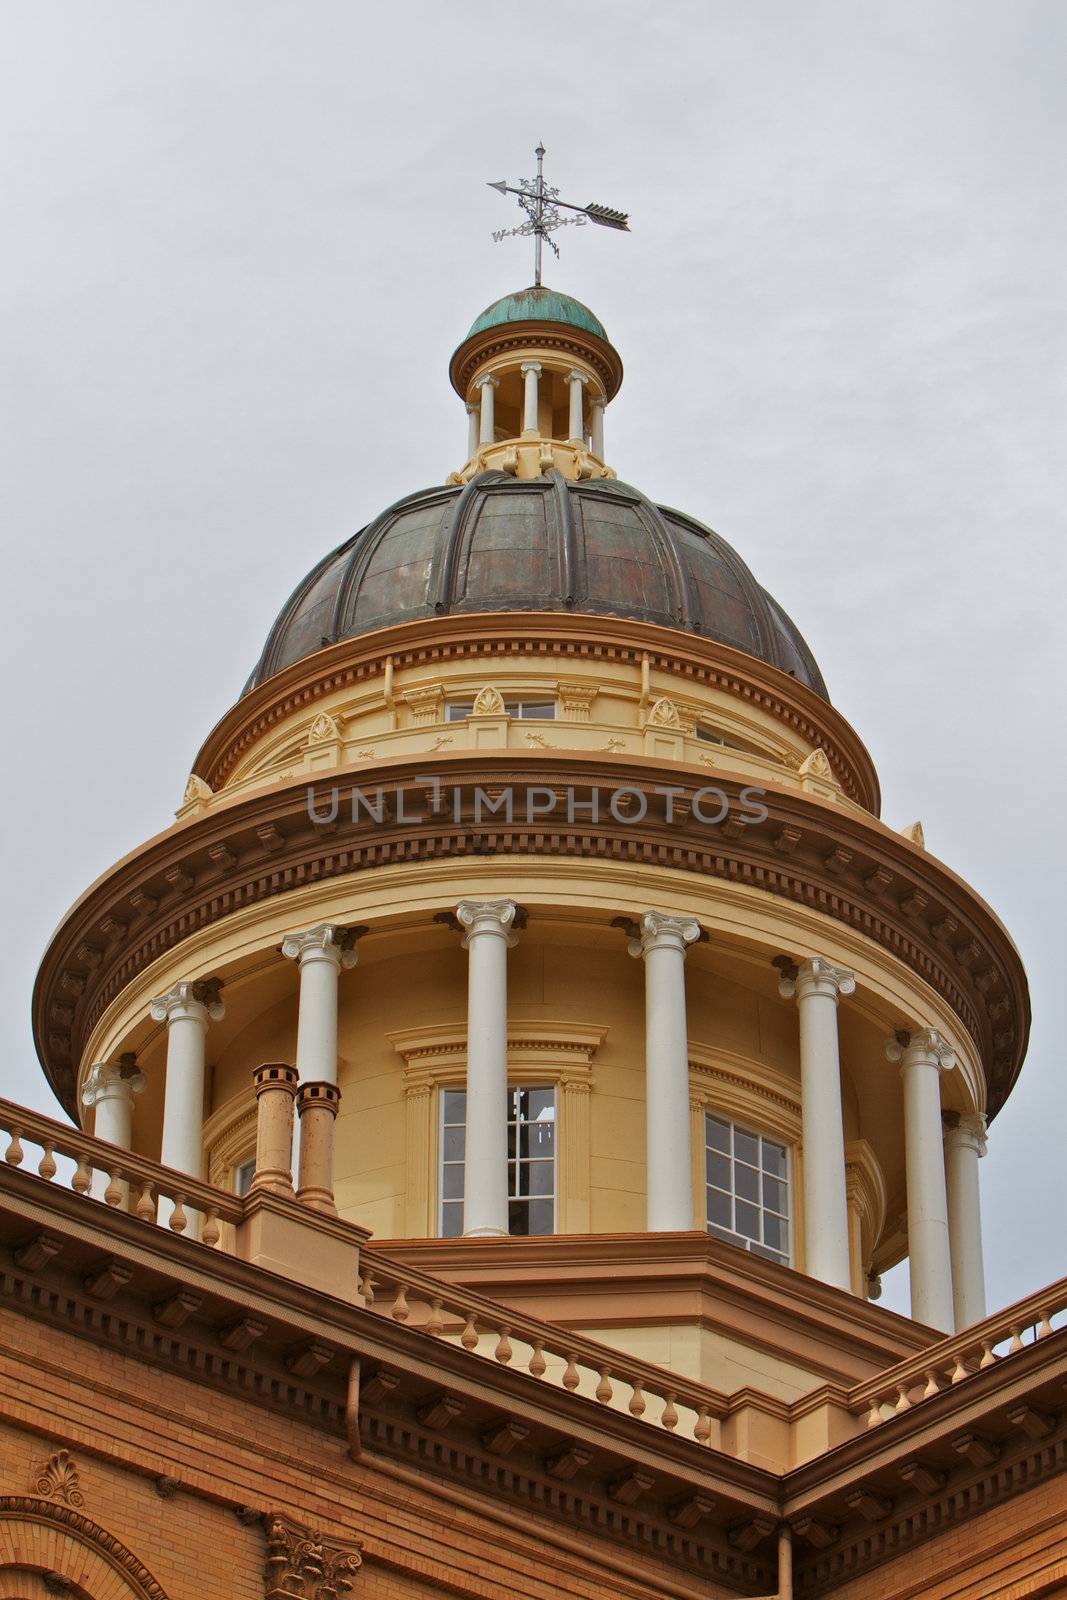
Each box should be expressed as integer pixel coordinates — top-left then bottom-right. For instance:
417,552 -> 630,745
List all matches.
448,286 -> 624,483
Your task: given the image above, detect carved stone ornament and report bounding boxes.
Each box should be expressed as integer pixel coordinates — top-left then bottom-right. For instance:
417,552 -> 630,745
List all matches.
798,747 -> 834,781
644,695 -> 681,729
181,774 -> 213,808
264,1513 -> 362,1597
471,684 -> 505,716
901,819 -> 926,849
33,1449 -> 85,1508
307,711 -> 341,745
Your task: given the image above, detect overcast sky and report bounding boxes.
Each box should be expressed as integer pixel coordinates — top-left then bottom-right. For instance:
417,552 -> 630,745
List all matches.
2,1 -> 1064,1319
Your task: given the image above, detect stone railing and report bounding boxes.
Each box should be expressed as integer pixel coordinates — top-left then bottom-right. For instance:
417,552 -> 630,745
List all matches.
851,1275 -> 1067,1427
360,1245 -> 731,1447
0,1097 -> 242,1246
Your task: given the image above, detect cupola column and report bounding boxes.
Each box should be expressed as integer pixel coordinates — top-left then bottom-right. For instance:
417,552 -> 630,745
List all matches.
778,958 -> 855,1290
81,1056 -> 145,1200
629,911 -> 701,1231
520,361 -> 542,435
457,898 -> 518,1237
886,1028 -> 956,1330
281,923 -> 359,1087
466,402 -> 480,459
150,979 -> 224,1225
567,369 -> 587,445
943,1111 -> 988,1328
476,374 -> 498,447
591,394 -> 606,458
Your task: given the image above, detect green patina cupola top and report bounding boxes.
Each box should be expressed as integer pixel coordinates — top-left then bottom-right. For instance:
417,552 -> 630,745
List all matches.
466,286 -> 608,343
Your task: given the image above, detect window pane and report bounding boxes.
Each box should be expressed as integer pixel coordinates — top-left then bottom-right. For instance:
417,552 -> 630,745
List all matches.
706,1151 -> 730,1190
442,1089 -> 466,1122
526,1087 -> 555,1120
735,1162 -> 759,1202
519,702 -> 556,719
708,1223 -> 742,1248
445,703 -> 473,722
234,1159 -> 255,1197
442,1164 -> 465,1200
527,1199 -> 554,1235
441,1201 -> 463,1238
442,1125 -> 465,1162
530,1121 -> 554,1154
706,1116 -> 730,1153
508,1200 -> 530,1236
733,1128 -> 759,1166
762,1174 -> 785,1213
761,1140 -> 787,1177
735,1200 -> 761,1240
708,1189 -> 732,1227
763,1213 -> 786,1252
528,1160 -> 554,1196
751,1241 -> 786,1264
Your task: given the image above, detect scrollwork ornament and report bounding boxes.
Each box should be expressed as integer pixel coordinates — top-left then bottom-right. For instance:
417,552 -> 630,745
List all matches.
33,1449 -> 85,1508
264,1513 -> 362,1598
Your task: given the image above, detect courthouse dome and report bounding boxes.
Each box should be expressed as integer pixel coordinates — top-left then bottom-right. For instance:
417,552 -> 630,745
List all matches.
247,471 -> 829,697
465,286 -> 609,341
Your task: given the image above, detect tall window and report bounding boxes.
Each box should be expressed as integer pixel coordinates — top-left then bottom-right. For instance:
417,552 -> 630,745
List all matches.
439,1086 -> 556,1238
234,1157 -> 256,1196
704,1113 -> 790,1266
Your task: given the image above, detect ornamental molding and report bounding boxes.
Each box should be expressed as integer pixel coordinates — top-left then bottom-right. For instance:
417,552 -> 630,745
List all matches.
307,711 -> 342,746
35,761 -> 1025,1125
844,1138 -> 888,1260
204,1095 -> 258,1188
32,1450 -> 84,1508
0,1499 -> 170,1599
264,1513 -> 362,1597
688,1048 -> 802,1147
389,1020 -> 608,1085
189,613 -> 877,807
471,684 -> 506,716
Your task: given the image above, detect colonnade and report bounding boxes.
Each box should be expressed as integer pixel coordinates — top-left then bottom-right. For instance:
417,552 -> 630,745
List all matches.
86,909 -> 987,1331
468,363 -> 608,457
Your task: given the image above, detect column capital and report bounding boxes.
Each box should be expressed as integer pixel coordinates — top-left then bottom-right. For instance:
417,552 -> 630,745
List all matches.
466,401 -> 479,415
885,1026 -> 956,1073
456,897 -> 518,948
777,955 -> 856,1003
475,373 -> 499,391
150,978 -> 225,1026
628,909 -> 701,959
82,1056 -> 146,1109
590,391 -> 607,409
520,359 -> 543,375
943,1109 -> 987,1156
281,922 -> 361,970
566,368 -> 589,386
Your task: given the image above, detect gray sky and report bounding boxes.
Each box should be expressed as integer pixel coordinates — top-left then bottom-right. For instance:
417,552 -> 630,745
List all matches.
2,1 -> 1064,1320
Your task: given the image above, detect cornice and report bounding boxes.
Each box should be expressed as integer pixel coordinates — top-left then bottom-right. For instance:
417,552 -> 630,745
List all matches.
448,319 -> 625,401
33,757 -> 1028,1125
189,610 -> 880,811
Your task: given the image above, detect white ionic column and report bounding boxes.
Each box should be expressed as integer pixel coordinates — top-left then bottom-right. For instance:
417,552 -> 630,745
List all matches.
566,369 -> 587,444
150,980 -> 224,1222
457,898 -> 517,1237
886,1028 -> 956,1331
591,394 -> 606,458
943,1111 -> 988,1328
466,402 -> 480,458
281,923 -> 359,1087
82,1056 -> 146,1200
477,374 -> 498,446
520,360 -> 542,435
777,957 -> 855,1290
629,910 -> 701,1231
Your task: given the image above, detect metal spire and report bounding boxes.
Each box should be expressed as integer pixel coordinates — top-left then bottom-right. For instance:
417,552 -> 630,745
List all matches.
487,143 -> 629,287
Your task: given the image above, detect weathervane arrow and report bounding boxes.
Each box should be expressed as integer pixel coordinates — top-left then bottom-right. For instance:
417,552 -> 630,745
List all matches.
487,144 -> 630,286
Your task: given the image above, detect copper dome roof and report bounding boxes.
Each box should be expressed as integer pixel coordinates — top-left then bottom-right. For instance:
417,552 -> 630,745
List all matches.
247,471 -> 828,698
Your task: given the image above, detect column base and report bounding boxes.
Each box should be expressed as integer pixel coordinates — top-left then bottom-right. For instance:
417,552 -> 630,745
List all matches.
463,1226 -> 509,1238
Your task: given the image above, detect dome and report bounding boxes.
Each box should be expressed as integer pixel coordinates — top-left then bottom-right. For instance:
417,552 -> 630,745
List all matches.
465,286 -> 608,342
247,471 -> 828,697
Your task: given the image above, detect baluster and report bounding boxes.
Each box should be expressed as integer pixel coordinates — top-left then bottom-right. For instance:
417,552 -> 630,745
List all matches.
894,1383 -> 912,1413
72,1156 -> 92,1195
135,1182 -> 155,1221
169,1194 -> 188,1234
5,1129 -> 24,1168
865,1399 -> 883,1429
361,1274 -> 376,1306
391,1284 -> 410,1323
202,1209 -> 221,1248
922,1369 -> 941,1399
494,1327 -> 513,1365
979,1340 -> 997,1368
629,1380 -> 647,1419
528,1341 -> 546,1378
561,1353 -> 580,1391
595,1367 -> 613,1404
104,1169 -> 124,1208
661,1392 -> 679,1431
695,1405 -> 712,1445
426,1298 -> 445,1337
1008,1325 -> 1025,1354
38,1144 -> 57,1181
1037,1309 -> 1055,1339
950,1353 -> 970,1384
460,1314 -> 479,1351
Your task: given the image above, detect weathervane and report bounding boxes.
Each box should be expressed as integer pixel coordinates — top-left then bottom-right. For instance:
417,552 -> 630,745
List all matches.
487,144 -> 629,287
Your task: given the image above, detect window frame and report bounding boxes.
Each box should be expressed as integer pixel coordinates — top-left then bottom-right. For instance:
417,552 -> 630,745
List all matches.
438,1083 -> 558,1239
703,1109 -> 793,1268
